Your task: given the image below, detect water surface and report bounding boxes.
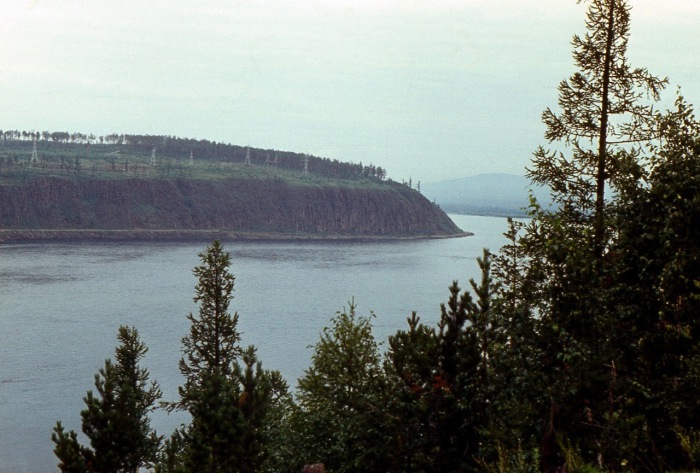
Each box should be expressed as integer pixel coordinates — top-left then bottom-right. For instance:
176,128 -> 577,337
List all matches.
0,214 -> 513,473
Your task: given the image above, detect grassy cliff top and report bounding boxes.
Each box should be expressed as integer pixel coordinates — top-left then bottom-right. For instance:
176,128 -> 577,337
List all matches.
0,136 -> 392,190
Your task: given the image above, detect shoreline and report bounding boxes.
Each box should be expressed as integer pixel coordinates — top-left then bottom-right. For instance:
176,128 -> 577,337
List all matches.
0,229 -> 473,244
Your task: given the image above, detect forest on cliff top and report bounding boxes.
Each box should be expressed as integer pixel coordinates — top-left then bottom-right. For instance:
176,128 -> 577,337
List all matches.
0,131 -> 389,188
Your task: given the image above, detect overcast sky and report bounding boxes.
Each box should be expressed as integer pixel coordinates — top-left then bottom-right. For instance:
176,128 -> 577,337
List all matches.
0,0 -> 698,183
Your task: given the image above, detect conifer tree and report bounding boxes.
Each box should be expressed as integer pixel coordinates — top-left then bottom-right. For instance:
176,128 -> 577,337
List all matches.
169,240 -> 242,472
529,0 -> 667,258
385,255 -> 499,472
233,346 -> 275,473
178,239 -> 241,404
385,312 -> 439,472
295,303 -> 390,473
500,1 -> 676,469
52,326 -> 162,473
164,240 -> 284,473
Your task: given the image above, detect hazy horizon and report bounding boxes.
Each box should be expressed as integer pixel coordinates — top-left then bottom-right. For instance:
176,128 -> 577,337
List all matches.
1,0 -> 698,183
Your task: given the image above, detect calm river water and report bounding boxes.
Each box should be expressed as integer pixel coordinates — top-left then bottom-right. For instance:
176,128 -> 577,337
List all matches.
0,214 -> 514,473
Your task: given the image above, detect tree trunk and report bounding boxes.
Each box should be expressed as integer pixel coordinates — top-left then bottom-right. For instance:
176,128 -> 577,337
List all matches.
594,0 -> 616,259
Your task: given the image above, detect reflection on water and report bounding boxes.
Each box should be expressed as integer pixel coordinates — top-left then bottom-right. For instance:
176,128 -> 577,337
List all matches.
0,214 -> 511,473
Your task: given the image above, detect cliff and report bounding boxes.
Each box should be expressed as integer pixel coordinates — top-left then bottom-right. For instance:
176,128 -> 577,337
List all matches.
0,176 -> 465,241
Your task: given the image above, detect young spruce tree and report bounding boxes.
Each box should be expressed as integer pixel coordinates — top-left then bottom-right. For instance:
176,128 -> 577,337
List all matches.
163,240 -> 282,473
52,326 -> 162,473
179,240 -> 241,395
168,240 -> 243,472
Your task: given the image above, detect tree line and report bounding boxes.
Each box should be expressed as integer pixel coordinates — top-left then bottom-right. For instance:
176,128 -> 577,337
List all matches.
0,131 -> 387,181
50,1 -> 700,471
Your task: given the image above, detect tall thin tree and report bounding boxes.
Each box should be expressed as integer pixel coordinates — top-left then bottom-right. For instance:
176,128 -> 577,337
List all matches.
177,240 -> 241,409
529,0 -> 667,258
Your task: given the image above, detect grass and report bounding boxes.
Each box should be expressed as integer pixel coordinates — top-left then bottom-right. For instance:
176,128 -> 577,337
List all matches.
0,141 -> 390,190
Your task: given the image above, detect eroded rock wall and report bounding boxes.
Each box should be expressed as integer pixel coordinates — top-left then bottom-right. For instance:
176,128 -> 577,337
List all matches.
0,177 -> 461,237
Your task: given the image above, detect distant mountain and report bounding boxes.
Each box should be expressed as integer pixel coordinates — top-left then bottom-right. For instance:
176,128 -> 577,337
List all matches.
421,173 -> 552,217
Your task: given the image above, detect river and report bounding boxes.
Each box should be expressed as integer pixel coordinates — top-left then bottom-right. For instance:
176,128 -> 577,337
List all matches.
0,214 -> 515,473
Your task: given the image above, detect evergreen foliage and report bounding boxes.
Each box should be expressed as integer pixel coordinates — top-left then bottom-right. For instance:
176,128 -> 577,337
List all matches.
529,0 -> 667,257
484,1 -> 700,470
294,302 -> 391,473
161,240 -> 286,473
52,326 -> 162,473
177,240 -> 241,406
609,96 -> 700,470
384,252 -> 498,472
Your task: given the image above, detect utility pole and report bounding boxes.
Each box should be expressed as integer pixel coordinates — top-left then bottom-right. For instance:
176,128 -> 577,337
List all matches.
29,138 -> 38,167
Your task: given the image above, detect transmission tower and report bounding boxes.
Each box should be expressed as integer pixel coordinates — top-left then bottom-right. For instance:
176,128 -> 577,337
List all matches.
264,153 -> 270,167
244,147 -> 252,166
150,147 -> 157,167
189,150 -> 194,166
273,153 -> 278,168
29,138 -> 38,167
302,154 -> 309,177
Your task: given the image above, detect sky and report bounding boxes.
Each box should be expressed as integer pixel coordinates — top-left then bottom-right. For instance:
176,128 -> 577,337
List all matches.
0,0 -> 698,183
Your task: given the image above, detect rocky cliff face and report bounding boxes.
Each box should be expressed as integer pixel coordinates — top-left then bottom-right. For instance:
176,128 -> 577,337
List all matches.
0,176 -> 462,238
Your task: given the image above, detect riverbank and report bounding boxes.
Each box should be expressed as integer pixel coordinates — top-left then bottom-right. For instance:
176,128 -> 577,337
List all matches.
0,228 -> 473,244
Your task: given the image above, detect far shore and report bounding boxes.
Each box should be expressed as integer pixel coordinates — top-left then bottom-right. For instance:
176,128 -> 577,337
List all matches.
0,229 -> 473,244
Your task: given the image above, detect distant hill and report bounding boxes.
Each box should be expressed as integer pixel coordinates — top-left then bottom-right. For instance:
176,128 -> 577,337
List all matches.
0,133 -> 465,241
421,173 -> 553,217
